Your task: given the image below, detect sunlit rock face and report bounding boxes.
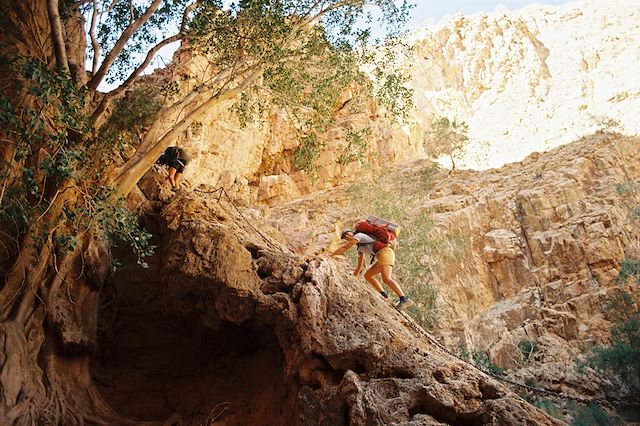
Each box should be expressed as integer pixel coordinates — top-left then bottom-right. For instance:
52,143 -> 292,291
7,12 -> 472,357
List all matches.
263,133 -> 640,402
147,0 -> 639,203
148,50 -> 419,206
407,0 -> 640,169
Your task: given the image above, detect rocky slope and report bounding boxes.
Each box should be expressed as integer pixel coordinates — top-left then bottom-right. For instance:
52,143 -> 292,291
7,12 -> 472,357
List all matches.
96,190 -> 562,425
262,132 -> 640,408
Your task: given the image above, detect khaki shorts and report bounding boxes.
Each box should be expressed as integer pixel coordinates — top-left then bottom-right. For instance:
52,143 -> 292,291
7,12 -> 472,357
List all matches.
375,247 -> 395,266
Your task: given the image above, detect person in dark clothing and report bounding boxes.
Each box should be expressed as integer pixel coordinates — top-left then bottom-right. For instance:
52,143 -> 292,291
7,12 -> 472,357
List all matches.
157,146 -> 191,190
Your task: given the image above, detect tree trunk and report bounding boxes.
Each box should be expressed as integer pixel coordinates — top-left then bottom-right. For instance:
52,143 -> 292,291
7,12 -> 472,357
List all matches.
0,0 -> 255,420
0,1 -> 129,423
0,234 -> 129,425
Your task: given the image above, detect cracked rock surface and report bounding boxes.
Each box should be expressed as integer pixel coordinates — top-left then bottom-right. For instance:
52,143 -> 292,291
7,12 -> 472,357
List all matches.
95,192 -> 560,425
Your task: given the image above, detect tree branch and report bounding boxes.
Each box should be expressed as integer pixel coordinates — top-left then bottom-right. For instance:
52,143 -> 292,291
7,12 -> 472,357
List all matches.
86,0 -> 164,92
133,55 -> 256,155
109,0 -> 203,97
103,0 -> 119,15
89,0 -> 100,75
180,0 -> 205,33
89,32 -> 182,128
88,0 -> 203,120
47,0 -> 70,72
70,0 -> 92,9
298,0 -> 361,27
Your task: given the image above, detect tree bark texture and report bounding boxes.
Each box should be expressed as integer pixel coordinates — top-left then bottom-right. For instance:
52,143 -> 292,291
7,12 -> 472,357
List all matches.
0,1 -> 124,423
0,230 -> 125,424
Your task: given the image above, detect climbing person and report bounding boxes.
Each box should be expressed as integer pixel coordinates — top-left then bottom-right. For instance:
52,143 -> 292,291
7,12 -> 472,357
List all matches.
331,220 -> 414,311
157,146 -> 191,190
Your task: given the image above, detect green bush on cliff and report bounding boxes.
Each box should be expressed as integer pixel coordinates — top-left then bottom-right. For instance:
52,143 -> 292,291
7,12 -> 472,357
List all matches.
471,350 -> 504,377
569,402 -> 622,426
587,268 -> 640,396
423,116 -> 469,172
518,338 -> 538,363
585,181 -> 640,400
338,128 -> 371,166
532,398 -> 563,420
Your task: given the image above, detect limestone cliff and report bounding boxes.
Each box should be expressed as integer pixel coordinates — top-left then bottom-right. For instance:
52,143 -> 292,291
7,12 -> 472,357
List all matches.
146,0 -> 640,206
406,0 -> 640,169
96,191 -> 561,425
263,132 -> 640,409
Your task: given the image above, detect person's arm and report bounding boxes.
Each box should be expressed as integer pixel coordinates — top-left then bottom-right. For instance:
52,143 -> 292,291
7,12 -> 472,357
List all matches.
353,252 -> 364,275
331,238 -> 357,256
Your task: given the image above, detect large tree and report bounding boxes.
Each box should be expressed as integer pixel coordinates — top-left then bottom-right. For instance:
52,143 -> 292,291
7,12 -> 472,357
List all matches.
0,0 -> 412,423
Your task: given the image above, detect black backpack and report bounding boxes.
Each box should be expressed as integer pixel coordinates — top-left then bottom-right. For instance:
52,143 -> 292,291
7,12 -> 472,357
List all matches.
156,146 -> 179,166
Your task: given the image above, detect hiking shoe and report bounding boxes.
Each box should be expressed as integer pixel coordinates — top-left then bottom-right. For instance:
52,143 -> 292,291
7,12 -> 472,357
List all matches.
396,297 -> 414,311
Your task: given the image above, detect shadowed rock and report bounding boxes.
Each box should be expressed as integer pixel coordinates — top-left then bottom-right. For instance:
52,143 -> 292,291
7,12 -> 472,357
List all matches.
97,192 -> 562,425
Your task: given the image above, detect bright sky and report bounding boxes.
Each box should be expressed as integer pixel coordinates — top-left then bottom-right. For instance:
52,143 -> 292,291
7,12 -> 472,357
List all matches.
406,0 -> 574,28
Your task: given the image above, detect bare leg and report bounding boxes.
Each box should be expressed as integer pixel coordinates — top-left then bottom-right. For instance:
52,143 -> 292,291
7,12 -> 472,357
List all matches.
174,171 -> 183,188
380,265 -> 405,298
363,264 -> 385,293
168,166 -> 177,188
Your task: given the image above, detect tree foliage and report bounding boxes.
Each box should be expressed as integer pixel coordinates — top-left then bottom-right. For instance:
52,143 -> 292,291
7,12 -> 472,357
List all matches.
472,350 -> 504,377
181,0 -> 414,171
0,58 -> 153,266
588,259 -> 640,397
569,402 -> 622,426
424,116 -> 469,172
0,0 -> 415,269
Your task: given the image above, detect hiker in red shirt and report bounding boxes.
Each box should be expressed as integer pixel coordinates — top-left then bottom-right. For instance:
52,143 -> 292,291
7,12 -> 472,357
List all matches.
332,228 -> 413,310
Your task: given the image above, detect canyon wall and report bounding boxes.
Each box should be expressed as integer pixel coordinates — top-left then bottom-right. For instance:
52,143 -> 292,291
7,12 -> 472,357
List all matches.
133,0 -> 640,407
406,0 -> 640,169
263,132 -> 640,402
419,133 -> 639,396
149,0 -> 640,207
